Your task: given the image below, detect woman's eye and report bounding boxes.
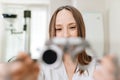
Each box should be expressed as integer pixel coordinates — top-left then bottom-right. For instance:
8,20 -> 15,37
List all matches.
69,26 -> 76,29
56,28 -> 62,31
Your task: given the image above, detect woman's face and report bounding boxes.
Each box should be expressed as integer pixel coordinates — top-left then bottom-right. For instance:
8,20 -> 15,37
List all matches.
55,9 -> 78,38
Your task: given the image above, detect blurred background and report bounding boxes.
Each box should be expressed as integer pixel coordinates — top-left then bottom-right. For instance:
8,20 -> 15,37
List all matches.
0,0 -> 119,65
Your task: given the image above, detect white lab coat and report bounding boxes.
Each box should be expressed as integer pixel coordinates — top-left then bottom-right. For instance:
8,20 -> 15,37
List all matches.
38,59 -> 96,80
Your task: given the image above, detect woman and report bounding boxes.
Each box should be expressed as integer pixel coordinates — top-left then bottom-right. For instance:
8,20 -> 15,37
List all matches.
9,5 -> 95,80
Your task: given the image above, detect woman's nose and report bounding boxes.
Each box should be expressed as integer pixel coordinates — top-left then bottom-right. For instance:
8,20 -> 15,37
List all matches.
63,30 -> 70,38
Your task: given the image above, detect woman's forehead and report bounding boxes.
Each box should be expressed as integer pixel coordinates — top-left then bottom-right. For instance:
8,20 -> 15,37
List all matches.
55,9 -> 76,25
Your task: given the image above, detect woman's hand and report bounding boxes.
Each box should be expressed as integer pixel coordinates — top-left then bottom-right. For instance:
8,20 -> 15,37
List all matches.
93,54 -> 116,80
9,52 -> 40,80
0,63 -> 8,80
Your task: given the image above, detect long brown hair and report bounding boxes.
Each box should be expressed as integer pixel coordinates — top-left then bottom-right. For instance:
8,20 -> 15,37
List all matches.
49,5 -> 92,74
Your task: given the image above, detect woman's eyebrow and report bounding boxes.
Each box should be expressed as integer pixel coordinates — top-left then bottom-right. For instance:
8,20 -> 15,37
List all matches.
68,23 -> 76,26
55,24 -> 62,27
55,23 -> 76,27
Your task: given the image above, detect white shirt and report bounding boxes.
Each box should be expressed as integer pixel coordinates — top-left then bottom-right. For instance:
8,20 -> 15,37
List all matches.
38,59 -> 96,80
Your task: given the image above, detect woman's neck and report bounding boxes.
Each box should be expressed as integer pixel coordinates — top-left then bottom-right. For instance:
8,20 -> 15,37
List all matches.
63,53 -> 77,65
63,53 -> 77,80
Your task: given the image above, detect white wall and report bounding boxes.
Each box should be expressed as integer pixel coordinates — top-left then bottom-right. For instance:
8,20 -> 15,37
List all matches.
0,4 -> 4,61
73,0 -> 120,57
50,0 -> 72,16
0,0 -> 49,5
82,13 -> 104,58
109,0 -> 120,56
72,0 -> 109,55
72,0 -> 106,12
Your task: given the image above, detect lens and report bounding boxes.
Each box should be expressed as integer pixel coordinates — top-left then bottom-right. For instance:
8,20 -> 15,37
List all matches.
42,50 -> 57,64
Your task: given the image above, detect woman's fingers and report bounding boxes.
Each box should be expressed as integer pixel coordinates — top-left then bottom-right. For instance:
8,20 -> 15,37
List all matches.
16,52 -> 32,62
0,63 -> 8,80
9,52 -> 40,80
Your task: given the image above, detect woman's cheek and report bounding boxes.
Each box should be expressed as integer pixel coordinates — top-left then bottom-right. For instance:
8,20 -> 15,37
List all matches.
70,30 -> 78,37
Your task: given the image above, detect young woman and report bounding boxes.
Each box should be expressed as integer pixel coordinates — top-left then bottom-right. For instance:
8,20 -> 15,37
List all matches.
9,5 -> 95,80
